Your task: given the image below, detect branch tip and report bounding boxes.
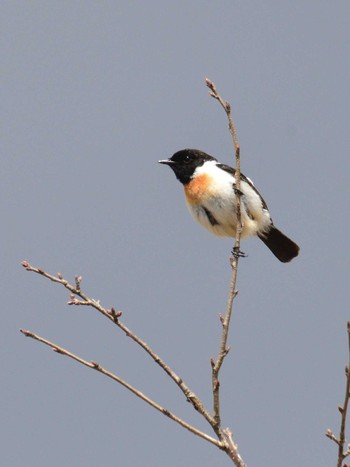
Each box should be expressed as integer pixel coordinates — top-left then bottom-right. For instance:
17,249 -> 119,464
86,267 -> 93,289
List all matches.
205,77 -> 214,90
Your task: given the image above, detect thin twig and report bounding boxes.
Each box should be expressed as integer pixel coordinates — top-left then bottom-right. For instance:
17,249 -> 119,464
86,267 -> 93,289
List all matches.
326,321 -> 350,467
21,261 -> 214,427
205,78 -> 243,432
205,78 -> 239,153
20,329 -> 222,449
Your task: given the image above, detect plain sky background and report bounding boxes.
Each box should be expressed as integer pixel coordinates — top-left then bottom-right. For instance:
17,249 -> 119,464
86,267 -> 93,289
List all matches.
3,2 -> 350,466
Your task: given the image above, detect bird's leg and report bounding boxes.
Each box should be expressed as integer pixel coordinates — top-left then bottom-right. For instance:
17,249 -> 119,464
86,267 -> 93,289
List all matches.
231,246 -> 247,258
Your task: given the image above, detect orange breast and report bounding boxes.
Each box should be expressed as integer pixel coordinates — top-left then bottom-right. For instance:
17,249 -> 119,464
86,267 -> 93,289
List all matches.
184,173 -> 212,206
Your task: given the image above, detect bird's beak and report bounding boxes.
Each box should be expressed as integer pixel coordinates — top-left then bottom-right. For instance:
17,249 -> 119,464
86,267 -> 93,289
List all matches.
158,159 -> 175,165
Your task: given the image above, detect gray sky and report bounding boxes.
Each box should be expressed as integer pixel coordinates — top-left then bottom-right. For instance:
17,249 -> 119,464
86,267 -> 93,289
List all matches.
3,2 -> 350,466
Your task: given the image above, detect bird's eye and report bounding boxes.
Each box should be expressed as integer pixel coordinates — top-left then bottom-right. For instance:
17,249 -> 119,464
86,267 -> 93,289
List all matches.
184,155 -> 190,162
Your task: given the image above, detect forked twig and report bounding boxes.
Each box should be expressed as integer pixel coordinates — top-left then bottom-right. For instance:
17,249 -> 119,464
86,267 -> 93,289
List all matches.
21,261 -> 246,465
20,261 -> 212,426
326,321 -> 350,467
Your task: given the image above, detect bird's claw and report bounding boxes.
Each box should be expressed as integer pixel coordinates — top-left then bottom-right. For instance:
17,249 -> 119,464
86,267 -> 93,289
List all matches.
231,246 -> 247,258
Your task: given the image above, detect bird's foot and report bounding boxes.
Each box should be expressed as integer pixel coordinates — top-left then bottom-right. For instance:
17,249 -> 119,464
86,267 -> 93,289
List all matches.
231,246 -> 247,258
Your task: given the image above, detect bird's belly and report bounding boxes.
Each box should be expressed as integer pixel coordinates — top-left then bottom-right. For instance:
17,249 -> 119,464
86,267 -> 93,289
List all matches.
187,194 -> 270,239
184,173 -> 271,239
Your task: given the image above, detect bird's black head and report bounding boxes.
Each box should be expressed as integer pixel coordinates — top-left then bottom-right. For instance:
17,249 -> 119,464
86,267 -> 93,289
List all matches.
159,149 -> 217,184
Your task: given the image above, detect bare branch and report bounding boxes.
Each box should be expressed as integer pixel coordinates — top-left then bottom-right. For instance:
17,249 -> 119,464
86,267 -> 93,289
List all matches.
20,80 -> 248,466
20,329 -> 222,449
326,321 -> 350,467
205,77 -> 239,153
205,79 -> 243,435
21,261 -> 214,426
21,258 -> 246,464
221,428 -> 247,467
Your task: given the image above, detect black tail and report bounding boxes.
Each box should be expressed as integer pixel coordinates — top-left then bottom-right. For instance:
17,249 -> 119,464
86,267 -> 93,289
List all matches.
258,226 -> 300,263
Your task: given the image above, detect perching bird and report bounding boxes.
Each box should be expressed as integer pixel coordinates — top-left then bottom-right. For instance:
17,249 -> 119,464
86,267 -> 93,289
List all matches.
159,148 -> 299,262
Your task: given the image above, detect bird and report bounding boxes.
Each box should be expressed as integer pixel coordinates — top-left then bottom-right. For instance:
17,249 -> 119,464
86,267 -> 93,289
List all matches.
159,148 -> 299,263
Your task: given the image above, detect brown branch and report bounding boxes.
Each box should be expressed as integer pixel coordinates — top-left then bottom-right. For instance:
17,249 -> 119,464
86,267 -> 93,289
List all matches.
326,321 -> 350,467
21,259 -> 246,464
21,261 -> 213,427
205,78 -> 239,154
20,329 -> 222,449
20,80 -> 248,466
222,428 -> 247,467
205,78 -> 243,435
